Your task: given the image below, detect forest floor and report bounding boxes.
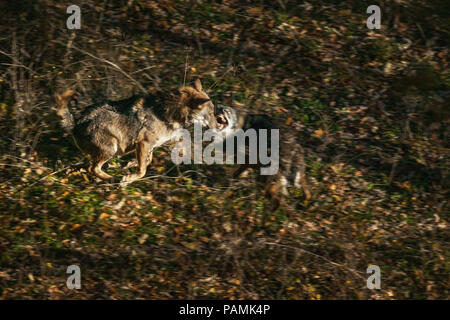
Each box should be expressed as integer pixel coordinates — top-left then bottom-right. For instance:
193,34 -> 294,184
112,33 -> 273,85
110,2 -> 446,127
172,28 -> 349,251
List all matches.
0,1 -> 448,299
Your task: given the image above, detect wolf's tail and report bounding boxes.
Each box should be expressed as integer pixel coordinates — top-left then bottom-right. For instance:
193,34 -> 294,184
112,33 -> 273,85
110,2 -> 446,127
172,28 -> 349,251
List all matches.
56,90 -> 76,133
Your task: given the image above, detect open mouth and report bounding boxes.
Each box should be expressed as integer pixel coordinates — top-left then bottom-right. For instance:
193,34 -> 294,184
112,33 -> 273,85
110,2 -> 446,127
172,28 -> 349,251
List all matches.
216,113 -> 228,130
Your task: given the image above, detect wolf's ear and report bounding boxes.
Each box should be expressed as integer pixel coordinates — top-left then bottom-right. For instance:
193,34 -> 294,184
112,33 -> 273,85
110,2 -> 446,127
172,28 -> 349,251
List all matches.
179,86 -> 196,96
179,87 -> 209,108
194,79 -> 203,92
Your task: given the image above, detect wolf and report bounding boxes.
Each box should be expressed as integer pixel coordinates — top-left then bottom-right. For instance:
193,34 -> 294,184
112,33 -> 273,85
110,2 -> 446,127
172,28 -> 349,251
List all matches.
56,79 -> 218,185
215,104 -> 311,209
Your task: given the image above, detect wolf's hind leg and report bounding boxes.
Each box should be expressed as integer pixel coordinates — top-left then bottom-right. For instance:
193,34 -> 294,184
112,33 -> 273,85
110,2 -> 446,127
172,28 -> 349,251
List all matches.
86,140 -> 117,180
89,155 -> 114,180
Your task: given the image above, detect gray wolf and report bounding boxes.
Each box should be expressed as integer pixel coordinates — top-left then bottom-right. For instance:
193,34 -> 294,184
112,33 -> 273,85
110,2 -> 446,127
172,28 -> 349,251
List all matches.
56,79 -> 217,185
215,104 -> 311,209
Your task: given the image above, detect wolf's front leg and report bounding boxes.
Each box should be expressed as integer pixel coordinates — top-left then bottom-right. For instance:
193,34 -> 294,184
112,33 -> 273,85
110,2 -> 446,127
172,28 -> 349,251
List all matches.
120,142 -> 153,187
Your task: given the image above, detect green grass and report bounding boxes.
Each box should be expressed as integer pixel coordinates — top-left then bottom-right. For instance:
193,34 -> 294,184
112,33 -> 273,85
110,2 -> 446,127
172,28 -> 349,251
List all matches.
0,0 -> 448,300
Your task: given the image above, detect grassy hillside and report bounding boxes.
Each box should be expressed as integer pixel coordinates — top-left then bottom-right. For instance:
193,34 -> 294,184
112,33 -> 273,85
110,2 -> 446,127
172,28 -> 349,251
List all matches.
0,0 -> 448,299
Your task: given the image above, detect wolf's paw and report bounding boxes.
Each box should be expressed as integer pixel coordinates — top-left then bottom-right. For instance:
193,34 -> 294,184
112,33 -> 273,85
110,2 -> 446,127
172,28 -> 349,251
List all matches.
119,181 -> 129,188
120,174 -> 137,188
120,178 -> 131,188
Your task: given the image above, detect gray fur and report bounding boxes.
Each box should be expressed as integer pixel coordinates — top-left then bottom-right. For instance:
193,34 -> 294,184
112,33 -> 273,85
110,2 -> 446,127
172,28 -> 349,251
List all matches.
56,80 -> 217,185
216,104 -> 311,209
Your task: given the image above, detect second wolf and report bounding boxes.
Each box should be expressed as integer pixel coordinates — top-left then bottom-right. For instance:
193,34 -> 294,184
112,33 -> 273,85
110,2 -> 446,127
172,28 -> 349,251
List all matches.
215,104 -> 311,209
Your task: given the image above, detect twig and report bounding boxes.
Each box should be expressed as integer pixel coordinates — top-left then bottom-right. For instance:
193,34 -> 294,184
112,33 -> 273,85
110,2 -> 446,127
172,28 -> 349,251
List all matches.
183,51 -> 189,87
130,66 -> 155,75
0,63 -> 40,76
16,160 -> 85,192
262,241 -> 366,280
208,66 -> 235,91
57,41 -> 147,93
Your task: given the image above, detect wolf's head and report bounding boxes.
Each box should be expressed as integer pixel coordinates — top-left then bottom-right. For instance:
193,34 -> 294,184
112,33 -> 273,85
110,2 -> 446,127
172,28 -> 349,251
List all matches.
174,79 -> 218,129
214,104 -> 239,136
